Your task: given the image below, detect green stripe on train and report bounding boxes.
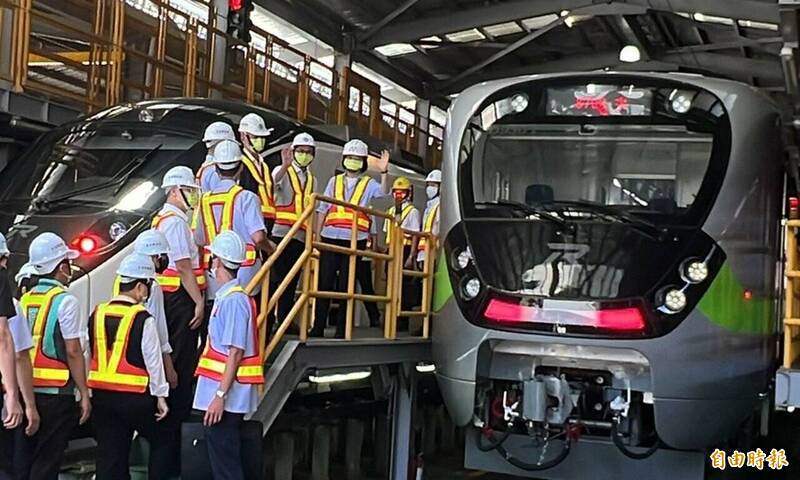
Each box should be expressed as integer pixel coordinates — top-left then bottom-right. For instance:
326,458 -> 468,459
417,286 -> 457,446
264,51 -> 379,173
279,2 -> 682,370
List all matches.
432,253 -> 454,312
697,262 -> 774,334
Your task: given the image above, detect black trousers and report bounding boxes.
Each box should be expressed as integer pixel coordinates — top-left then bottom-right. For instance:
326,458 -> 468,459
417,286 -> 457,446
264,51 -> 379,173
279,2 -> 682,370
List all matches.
204,412 -> 245,480
15,394 -> 79,480
154,286 -> 199,477
270,237 -> 306,330
92,391 -> 166,480
352,258 -> 381,327
313,238 -> 368,338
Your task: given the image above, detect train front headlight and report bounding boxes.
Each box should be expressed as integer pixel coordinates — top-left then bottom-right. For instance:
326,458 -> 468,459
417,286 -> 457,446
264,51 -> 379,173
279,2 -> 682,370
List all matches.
454,247 -> 473,271
682,259 -> 708,284
462,277 -> 481,300
662,288 -> 687,314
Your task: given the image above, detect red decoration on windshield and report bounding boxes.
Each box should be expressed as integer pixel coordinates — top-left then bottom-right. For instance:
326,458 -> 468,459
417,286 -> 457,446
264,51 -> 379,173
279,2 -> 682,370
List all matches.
574,97 -> 610,116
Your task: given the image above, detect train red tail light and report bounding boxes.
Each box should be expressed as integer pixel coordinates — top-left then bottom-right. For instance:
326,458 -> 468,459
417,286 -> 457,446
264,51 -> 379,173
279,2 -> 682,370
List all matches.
73,234 -> 99,254
483,298 -> 645,332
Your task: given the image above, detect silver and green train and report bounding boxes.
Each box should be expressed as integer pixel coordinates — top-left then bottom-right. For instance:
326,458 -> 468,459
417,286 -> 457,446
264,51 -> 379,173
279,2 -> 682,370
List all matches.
431,73 -> 783,479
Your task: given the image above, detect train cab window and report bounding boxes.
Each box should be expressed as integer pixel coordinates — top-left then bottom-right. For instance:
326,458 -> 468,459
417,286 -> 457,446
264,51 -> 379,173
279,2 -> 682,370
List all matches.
464,124 -> 713,223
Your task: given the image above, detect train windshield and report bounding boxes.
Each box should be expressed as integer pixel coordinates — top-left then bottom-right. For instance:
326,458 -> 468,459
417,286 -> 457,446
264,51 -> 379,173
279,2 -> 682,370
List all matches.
468,124 -> 712,218
459,80 -> 729,227
0,126 -> 202,214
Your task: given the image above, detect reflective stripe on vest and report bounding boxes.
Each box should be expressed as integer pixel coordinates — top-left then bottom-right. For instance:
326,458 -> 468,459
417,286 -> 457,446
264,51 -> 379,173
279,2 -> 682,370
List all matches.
418,204 -> 440,251
116,271 -> 206,295
242,153 -> 275,218
275,167 -> 314,229
201,185 -> 243,243
87,303 -> 149,393
201,244 -> 258,269
195,286 -> 264,384
323,175 -> 371,233
20,284 -> 70,388
385,203 -> 416,246
151,212 -> 208,291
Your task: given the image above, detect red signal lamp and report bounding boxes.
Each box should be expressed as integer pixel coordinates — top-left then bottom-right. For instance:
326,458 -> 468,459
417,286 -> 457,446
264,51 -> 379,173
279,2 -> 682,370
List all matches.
790,197 -> 799,220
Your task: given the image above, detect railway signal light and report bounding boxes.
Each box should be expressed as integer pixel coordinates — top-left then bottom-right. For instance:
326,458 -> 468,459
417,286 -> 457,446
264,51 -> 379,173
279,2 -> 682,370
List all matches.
789,197 -> 799,219
227,0 -> 252,43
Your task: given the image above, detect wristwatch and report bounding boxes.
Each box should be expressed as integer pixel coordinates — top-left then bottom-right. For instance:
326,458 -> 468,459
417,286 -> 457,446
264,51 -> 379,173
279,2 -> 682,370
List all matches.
215,389 -> 227,400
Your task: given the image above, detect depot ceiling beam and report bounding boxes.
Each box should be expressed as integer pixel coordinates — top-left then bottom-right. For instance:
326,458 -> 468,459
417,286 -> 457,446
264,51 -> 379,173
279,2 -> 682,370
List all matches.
365,0 -> 588,47
364,0 -> 779,47
439,15 -> 566,89
256,0 -> 344,51
663,36 -> 783,54
359,0 -> 421,42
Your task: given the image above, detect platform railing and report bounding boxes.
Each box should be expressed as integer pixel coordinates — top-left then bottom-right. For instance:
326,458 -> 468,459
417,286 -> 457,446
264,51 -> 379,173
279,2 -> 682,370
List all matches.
244,194 -> 436,361
0,0 -> 444,165
784,220 -> 800,368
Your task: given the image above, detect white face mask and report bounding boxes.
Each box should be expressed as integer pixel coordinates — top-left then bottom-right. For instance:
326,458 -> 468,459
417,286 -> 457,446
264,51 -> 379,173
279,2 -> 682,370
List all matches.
426,186 -> 439,199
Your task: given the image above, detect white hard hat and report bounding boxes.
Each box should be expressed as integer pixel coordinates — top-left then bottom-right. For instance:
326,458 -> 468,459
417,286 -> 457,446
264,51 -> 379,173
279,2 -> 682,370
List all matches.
117,253 -> 156,281
239,113 -> 270,137
203,122 -> 236,143
162,166 -> 199,190
292,133 -> 315,149
342,139 -> 368,157
134,229 -> 169,256
0,232 -> 9,257
212,139 -> 243,170
28,232 -> 79,275
209,230 -> 246,269
425,169 -> 442,183
15,262 -> 37,285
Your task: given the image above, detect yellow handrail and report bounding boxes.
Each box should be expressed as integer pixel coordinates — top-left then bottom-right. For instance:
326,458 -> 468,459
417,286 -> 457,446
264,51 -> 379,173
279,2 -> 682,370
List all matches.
785,220 -> 800,368
243,193 -> 437,361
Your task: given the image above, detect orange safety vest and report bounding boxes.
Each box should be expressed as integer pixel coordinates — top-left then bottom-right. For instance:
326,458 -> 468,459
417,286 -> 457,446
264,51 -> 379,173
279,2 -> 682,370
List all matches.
385,203 -> 416,246
195,286 -> 264,384
418,204 -> 440,251
323,175 -> 371,233
199,185 -> 259,267
20,283 -> 71,388
151,212 -> 207,292
242,152 -> 275,219
275,167 -> 314,230
87,303 -> 150,394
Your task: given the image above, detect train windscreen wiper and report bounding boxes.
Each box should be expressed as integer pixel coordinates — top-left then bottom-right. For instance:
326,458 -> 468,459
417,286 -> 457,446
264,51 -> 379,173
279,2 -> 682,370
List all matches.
475,200 -> 570,229
33,144 -> 162,213
539,200 -> 663,240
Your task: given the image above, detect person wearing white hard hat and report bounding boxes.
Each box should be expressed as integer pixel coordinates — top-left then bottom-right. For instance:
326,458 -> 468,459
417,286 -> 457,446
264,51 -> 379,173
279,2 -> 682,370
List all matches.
197,122 -> 237,192
238,113 -> 276,230
193,231 -> 263,480
202,121 -> 236,162
89,253 -> 170,479
312,140 -> 391,338
153,166 -> 206,476
417,169 -> 442,266
268,133 -> 317,331
0,234 -> 28,478
195,140 -> 274,301
112,230 -> 179,391
16,232 -> 90,480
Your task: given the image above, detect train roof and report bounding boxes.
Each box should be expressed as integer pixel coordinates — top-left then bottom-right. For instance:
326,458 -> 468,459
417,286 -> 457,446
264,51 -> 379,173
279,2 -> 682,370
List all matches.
57,98 -> 343,148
